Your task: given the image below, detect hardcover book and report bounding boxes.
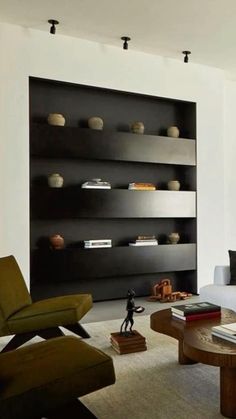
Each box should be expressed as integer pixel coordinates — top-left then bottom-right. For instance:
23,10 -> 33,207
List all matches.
171,302 -> 221,316
172,310 -> 221,322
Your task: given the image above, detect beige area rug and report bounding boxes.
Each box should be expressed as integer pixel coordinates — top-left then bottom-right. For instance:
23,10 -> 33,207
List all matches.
81,315 -> 225,419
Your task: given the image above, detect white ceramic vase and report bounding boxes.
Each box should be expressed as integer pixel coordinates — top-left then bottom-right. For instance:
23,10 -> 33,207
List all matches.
167,126 -> 179,138
167,180 -> 180,191
88,116 -> 104,130
47,113 -> 66,126
168,232 -> 180,244
131,121 -> 145,134
48,173 -> 64,188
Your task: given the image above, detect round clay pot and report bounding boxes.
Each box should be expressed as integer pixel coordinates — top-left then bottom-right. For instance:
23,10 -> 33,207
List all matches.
47,113 -> 66,126
49,234 -> 65,249
88,116 -> 104,130
131,121 -> 145,134
48,173 -> 64,188
168,232 -> 180,245
167,180 -> 180,191
167,126 -> 179,138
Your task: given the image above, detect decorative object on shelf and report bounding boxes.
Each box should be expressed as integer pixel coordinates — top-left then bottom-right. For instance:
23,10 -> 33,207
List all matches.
48,19 -> 59,35
130,121 -> 145,134
167,180 -> 180,191
128,182 -> 156,190
148,278 -> 192,302
167,126 -> 180,138
48,173 -> 64,188
81,178 -> 111,189
49,234 -> 65,249
84,239 -> 112,249
168,232 -> 180,244
88,116 -> 104,130
182,50 -> 191,63
121,36 -> 131,50
47,113 -> 65,126
129,235 -> 158,246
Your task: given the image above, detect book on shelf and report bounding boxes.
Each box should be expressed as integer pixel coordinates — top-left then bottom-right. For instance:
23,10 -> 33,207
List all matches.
84,244 -> 112,249
128,182 -> 156,191
81,179 -> 111,189
84,239 -> 112,248
172,310 -> 221,322
171,302 -> 221,316
129,241 -> 158,246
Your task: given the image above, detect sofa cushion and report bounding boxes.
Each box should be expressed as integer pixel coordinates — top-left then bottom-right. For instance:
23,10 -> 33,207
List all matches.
7,294 -> 93,334
0,336 -> 115,419
228,250 -> 236,285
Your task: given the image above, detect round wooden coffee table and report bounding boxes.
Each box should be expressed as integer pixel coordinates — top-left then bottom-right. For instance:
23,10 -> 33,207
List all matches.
150,308 -> 236,418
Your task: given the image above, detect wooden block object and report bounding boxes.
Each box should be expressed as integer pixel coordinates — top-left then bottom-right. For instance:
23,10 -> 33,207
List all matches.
110,330 -> 147,354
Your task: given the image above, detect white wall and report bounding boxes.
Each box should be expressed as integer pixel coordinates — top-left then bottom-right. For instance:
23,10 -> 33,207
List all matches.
0,22 -> 226,290
224,81 -> 236,253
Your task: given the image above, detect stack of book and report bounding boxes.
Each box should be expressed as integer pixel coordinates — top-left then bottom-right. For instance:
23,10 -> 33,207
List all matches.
128,182 -> 156,191
212,323 -> 236,343
81,179 -> 111,189
129,235 -> 158,246
110,331 -> 147,354
171,302 -> 221,322
84,239 -> 112,249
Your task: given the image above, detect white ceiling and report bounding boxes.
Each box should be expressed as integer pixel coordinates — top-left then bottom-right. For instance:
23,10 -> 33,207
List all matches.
1,0 -> 236,74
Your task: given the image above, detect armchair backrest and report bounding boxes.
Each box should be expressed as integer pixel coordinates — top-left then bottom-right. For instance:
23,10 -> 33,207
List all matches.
0,255 -> 32,321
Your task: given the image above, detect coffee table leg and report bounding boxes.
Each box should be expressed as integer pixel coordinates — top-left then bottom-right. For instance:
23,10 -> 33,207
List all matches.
220,367 -> 236,418
178,340 -> 198,365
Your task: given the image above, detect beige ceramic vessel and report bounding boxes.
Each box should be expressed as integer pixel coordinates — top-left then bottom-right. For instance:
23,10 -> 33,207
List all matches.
167,126 -> 179,138
88,116 -> 104,130
47,113 -> 65,126
168,232 -> 180,244
167,180 -> 180,191
131,121 -> 145,134
48,173 -> 64,188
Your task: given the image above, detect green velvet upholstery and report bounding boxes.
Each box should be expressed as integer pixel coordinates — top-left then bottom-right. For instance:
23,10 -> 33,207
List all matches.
8,294 -> 92,334
0,255 -> 93,350
0,336 -> 116,419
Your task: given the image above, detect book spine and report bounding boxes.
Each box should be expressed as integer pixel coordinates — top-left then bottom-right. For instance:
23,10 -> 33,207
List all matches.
172,311 -> 221,321
212,331 -> 236,344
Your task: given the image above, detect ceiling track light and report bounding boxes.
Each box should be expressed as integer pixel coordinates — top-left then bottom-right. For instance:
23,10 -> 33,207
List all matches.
121,36 -> 131,50
182,50 -> 191,63
48,19 -> 59,35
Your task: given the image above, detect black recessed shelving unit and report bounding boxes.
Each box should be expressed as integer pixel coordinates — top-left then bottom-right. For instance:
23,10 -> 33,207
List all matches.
30,77 -> 197,301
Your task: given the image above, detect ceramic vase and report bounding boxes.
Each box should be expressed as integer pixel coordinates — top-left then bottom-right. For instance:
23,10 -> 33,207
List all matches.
47,113 -> 66,126
167,126 -> 179,138
168,232 -> 180,245
49,234 -> 65,249
131,121 -> 145,134
167,180 -> 180,191
48,173 -> 64,188
88,116 -> 104,130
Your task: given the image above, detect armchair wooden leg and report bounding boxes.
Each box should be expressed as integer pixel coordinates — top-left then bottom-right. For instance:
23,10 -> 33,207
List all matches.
64,323 -> 91,338
37,327 -> 64,340
1,331 -> 37,353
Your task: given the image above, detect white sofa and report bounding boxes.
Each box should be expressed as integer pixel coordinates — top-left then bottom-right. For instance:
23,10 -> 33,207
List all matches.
199,266 -> 236,311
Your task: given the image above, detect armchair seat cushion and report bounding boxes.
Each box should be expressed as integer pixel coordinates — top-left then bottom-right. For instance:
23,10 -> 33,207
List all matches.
0,336 -> 115,419
7,294 -> 92,335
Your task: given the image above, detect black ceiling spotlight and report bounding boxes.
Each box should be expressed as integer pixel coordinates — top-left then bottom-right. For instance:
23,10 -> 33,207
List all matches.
121,36 -> 131,50
182,50 -> 191,63
48,19 -> 59,35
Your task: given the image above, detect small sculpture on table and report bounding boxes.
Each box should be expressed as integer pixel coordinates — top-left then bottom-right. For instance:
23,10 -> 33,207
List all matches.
110,289 -> 146,354
120,289 -> 145,336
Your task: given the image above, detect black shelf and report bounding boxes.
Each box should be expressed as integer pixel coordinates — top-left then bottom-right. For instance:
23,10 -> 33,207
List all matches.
29,77 -> 197,301
31,188 -> 196,219
32,244 -> 196,281
31,124 -> 196,166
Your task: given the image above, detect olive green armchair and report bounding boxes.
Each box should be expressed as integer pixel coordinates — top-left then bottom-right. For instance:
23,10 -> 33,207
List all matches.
0,255 -> 93,352
0,335 -> 116,419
